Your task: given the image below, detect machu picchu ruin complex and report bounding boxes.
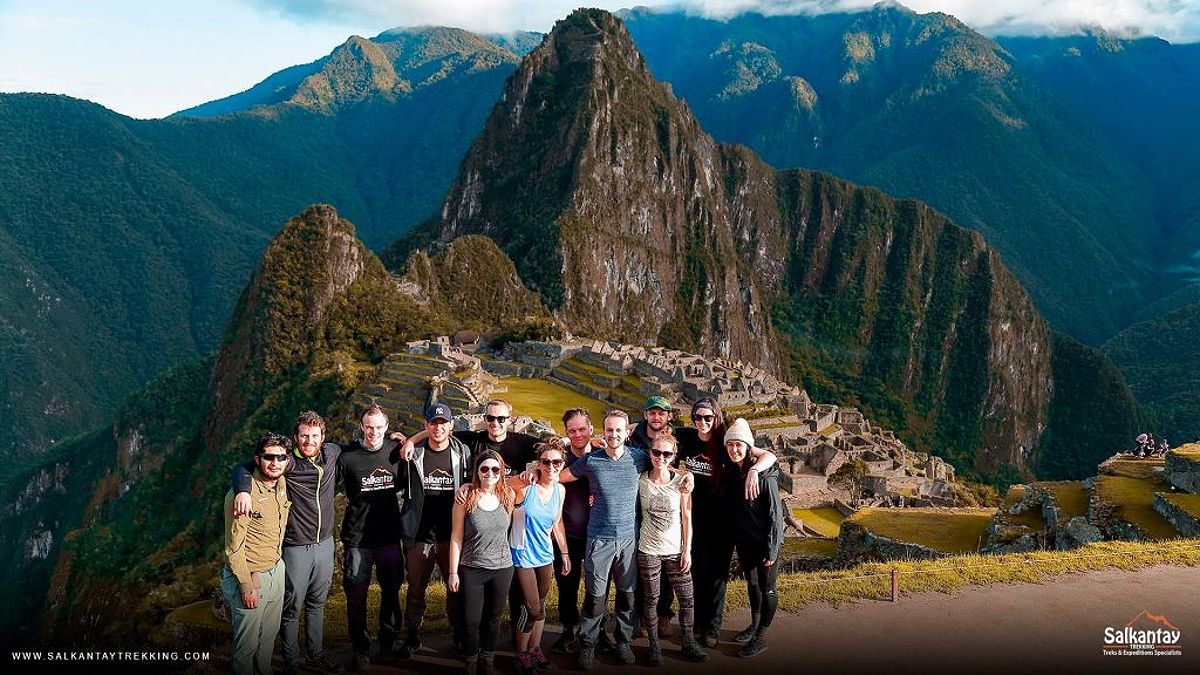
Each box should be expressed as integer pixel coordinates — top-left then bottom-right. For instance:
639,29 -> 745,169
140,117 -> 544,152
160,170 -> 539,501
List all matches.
347,338 -> 1200,568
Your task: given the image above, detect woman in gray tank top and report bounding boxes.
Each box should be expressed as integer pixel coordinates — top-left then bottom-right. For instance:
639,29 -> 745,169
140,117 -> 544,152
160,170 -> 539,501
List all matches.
449,450 -> 515,675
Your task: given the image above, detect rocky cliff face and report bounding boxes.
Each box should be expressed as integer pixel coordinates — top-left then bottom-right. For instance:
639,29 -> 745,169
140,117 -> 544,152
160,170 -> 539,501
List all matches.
407,9 -> 1062,474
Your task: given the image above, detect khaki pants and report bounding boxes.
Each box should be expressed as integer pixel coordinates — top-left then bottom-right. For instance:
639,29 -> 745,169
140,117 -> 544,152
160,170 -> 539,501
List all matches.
222,559 -> 285,675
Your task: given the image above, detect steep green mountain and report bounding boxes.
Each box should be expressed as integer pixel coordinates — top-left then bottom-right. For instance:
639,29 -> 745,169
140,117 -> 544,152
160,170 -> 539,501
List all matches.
999,32 -> 1200,319
1103,302 -> 1200,445
0,28 -> 524,462
618,6 -> 1161,344
396,8 -> 1138,480
0,204 -> 516,646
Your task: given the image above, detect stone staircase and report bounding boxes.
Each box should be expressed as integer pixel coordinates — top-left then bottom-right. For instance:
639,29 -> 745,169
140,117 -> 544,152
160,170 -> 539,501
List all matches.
548,358 -> 645,412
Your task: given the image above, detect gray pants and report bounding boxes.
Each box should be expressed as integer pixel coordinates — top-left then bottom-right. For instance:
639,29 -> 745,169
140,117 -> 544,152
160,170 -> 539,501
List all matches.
222,559 -> 285,675
579,538 -> 637,647
281,537 -> 334,665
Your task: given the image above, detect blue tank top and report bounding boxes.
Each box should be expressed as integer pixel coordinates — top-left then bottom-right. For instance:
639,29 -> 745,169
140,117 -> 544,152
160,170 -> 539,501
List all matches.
510,482 -> 564,568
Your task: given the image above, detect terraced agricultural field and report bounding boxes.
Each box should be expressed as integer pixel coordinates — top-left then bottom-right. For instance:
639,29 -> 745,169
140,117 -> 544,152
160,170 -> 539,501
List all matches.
848,508 -> 995,554
496,376 -> 607,434
792,506 -> 846,538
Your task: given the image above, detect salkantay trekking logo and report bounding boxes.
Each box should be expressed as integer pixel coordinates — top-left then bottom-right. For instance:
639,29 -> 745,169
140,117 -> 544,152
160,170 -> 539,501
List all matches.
1102,610 -> 1182,657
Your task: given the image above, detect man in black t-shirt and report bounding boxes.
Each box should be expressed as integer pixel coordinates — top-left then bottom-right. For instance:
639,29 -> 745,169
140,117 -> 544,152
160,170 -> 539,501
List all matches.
398,403 -> 472,659
338,404 -> 406,670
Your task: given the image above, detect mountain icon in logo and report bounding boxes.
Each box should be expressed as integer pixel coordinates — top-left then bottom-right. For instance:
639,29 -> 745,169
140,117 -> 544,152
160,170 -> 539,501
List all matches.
1126,610 -> 1180,632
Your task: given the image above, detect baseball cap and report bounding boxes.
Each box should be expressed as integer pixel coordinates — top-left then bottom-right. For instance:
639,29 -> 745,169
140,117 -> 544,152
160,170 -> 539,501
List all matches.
425,402 -> 453,423
644,395 -> 672,411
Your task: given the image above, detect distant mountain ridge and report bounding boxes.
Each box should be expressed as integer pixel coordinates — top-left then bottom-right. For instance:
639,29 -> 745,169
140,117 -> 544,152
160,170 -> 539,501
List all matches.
619,6 -> 1176,345
177,27 -> 542,117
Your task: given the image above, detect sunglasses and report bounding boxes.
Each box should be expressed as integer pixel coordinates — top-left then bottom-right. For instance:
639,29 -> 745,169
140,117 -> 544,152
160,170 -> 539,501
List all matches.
651,449 -> 675,458
478,465 -> 502,475
259,453 -> 290,463
484,415 -> 509,423
693,414 -> 715,422
539,458 -> 565,467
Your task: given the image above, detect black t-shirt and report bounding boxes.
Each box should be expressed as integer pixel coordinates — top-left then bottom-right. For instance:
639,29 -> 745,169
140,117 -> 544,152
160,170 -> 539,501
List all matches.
561,448 -> 592,540
416,444 -> 457,543
676,427 -> 726,529
338,440 -> 406,548
455,430 -> 540,476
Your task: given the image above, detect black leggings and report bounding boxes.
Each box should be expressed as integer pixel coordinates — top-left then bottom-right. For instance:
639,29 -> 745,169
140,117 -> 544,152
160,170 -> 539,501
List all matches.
514,565 -> 554,633
737,544 -> 779,630
461,565 -> 514,657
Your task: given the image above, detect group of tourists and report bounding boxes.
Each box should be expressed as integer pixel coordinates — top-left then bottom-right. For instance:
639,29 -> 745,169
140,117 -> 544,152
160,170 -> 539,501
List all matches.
221,395 -> 785,675
1132,433 -> 1170,458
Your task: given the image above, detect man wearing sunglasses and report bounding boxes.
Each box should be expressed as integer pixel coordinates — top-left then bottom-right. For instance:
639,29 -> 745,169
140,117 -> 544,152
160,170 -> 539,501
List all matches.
399,402 -> 473,660
403,399 -> 543,477
229,411 -> 342,675
222,433 -> 292,675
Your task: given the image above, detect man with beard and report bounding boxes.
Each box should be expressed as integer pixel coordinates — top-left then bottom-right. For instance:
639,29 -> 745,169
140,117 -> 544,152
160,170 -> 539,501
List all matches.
338,404 -> 407,670
230,411 -> 343,674
223,433 -> 292,675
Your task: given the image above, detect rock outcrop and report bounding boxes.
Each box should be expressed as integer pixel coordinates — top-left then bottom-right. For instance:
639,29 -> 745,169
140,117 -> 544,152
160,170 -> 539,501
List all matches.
402,9 -> 1066,475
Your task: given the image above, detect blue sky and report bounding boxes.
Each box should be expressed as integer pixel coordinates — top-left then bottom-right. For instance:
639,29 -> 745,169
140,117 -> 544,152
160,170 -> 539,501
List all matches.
1,1 -> 1197,119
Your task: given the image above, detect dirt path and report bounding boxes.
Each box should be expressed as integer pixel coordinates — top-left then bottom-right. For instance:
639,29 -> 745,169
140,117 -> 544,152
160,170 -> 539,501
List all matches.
374,564 -> 1200,674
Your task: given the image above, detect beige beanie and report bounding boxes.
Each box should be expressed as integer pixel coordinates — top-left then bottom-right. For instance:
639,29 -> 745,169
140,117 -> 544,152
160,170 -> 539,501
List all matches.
724,417 -> 755,448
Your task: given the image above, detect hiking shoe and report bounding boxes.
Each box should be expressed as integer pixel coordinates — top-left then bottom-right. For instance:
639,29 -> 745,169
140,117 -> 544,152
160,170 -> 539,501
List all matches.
306,652 -> 342,673
348,653 -> 370,672
647,642 -> 662,666
550,629 -> 576,654
682,642 -> 710,663
738,637 -> 768,658
615,642 -> 636,665
396,632 -> 422,659
531,647 -> 553,670
577,646 -> 596,671
516,651 -> 536,675
733,625 -> 757,644
701,629 -> 719,648
657,616 -> 673,639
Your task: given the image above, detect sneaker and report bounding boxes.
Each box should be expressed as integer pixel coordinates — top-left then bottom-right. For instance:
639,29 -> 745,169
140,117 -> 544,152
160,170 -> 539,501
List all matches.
348,653 -> 370,672
733,625 -> 757,644
577,646 -> 595,671
614,642 -> 636,665
550,630 -> 576,654
647,642 -> 662,667
516,651 -> 536,675
682,642 -> 710,663
396,632 -> 422,659
738,637 -> 768,658
701,629 -> 719,648
657,616 -> 673,639
306,652 -> 342,673
530,647 -> 553,670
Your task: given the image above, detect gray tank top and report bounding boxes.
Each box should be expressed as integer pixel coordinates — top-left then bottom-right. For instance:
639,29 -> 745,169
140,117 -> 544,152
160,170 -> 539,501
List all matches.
462,500 -> 513,570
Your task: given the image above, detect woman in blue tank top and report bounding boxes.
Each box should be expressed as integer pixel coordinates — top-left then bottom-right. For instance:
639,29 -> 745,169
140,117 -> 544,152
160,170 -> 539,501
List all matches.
510,438 -> 569,674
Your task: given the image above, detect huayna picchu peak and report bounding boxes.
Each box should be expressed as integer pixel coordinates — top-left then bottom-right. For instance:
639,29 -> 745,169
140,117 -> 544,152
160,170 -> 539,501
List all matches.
397,7 -> 1135,478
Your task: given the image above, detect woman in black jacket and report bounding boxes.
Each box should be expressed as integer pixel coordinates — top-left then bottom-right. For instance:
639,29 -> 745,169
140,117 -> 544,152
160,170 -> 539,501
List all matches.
719,417 -> 784,658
